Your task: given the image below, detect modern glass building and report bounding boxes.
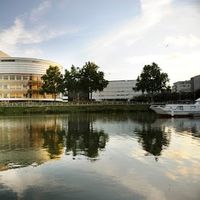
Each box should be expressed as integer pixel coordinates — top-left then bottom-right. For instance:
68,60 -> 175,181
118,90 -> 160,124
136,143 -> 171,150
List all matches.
0,51 -> 63,101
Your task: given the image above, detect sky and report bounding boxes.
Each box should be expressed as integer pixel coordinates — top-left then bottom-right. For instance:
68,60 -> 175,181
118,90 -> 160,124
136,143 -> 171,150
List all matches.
0,0 -> 200,84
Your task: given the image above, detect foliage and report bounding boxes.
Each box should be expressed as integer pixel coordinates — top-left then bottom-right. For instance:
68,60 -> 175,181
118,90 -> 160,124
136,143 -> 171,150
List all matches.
63,62 -> 108,101
40,66 -> 64,101
135,63 -> 169,94
79,62 -> 108,100
63,65 -> 81,100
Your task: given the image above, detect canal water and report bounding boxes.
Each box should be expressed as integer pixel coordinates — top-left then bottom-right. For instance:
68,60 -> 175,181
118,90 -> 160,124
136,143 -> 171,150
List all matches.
0,113 -> 200,200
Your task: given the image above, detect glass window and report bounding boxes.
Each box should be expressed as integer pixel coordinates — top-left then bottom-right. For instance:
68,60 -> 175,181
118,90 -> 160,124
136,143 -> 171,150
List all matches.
10,85 -> 15,89
3,85 -> 8,89
10,75 -> 15,80
4,76 -> 8,80
16,76 -> 21,80
23,76 -> 28,80
4,93 -> 8,98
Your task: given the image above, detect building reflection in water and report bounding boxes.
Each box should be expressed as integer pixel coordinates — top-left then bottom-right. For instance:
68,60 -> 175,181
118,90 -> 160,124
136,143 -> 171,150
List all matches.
65,114 -> 109,159
0,114 -> 109,171
0,116 -> 65,171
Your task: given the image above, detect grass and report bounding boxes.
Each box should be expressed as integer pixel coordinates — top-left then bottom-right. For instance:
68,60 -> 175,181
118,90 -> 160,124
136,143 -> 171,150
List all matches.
0,104 -> 151,115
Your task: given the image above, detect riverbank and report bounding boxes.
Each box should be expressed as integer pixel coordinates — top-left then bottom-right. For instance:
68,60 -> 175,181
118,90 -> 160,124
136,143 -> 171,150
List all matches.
0,103 -> 150,115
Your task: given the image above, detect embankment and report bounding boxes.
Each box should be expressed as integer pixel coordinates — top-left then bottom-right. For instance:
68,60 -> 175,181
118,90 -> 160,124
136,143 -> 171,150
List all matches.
0,104 -> 150,115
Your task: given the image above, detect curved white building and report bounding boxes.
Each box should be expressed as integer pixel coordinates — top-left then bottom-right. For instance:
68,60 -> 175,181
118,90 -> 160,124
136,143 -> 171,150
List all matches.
0,51 -> 63,101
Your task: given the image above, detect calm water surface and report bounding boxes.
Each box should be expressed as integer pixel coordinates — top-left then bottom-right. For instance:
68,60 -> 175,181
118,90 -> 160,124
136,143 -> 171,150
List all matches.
0,113 -> 200,200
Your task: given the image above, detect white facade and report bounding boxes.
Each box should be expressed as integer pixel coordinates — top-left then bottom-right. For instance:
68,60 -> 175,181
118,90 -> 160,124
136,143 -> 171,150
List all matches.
0,51 -> 63,101
172,80 -> 191,93
92,80 -> 142,101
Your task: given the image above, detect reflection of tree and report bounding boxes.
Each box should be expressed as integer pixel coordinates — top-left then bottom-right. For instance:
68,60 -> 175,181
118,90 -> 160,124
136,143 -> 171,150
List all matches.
0,116 -> 66,171
65,114 -> 109,159
135,124 -> 170,158
42,125 -> 65,159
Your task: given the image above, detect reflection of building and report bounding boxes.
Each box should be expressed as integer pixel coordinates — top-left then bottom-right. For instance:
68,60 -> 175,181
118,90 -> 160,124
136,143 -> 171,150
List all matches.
191,75 -> 200,92
0,116 -> 65,171
172,80 -> 191,93
92,80 -> 142,101
0,51 -> 63,101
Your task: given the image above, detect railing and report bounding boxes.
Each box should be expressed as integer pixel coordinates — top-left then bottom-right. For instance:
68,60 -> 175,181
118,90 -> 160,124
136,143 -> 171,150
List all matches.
0,101 -> 149,107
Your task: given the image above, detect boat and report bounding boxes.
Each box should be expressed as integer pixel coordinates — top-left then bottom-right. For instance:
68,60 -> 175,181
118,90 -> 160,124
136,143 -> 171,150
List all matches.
150,98 -> 200,117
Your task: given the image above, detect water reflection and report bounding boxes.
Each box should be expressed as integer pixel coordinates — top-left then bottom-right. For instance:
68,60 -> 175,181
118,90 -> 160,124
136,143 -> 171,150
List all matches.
0,114 -> 200,200
66,114 -> 109,159
135,125 -> 170,159
0,116 -> 65,170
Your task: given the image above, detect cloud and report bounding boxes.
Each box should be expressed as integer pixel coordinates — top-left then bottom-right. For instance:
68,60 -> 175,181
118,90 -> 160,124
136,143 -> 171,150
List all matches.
80,0 -> 200,84
164,35 -> 200,48
0,18 -> 68,55
30,0 -> 51,22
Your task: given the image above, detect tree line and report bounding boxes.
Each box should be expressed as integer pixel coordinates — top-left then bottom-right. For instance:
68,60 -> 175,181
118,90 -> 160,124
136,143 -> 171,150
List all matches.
41,61 -> 199,103
40,61 -> 108,101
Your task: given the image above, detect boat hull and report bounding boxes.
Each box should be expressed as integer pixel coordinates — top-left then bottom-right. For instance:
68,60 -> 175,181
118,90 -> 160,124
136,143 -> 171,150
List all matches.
150,105 -> 200,117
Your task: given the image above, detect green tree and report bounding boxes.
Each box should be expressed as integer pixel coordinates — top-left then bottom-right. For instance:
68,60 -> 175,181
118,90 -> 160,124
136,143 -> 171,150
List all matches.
79,62 -> 108,100
135,63 -> 169,101
40,66 -> 64,101
63,65 -> 81,101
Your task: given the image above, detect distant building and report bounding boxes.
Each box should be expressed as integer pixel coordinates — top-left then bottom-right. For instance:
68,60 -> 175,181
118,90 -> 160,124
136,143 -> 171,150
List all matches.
92,80 -> 142,101
172,80 -> 191,93
0,51 -> 63,101
191,75 -> 200,92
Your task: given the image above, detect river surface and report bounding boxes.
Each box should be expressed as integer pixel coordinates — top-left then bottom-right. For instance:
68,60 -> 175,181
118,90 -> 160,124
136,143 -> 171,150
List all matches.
0,113 -> 200,200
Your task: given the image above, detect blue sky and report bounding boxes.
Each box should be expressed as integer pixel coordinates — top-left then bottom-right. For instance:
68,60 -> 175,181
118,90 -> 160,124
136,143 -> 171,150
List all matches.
0,0 -> 200,84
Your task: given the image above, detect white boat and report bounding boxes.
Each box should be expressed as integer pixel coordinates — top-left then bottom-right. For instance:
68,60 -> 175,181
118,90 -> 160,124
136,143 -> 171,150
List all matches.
150,98 -> 200,117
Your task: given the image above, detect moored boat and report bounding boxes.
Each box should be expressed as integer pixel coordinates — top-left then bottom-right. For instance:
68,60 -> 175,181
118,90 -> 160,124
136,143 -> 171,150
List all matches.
150,98 -> 200,117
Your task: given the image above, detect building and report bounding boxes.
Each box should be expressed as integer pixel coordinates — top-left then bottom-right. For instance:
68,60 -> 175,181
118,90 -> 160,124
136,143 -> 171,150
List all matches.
172,80 -> 191,93
191,75 -> 200,92
92,80 -> 142,101
0,51 -> 63,101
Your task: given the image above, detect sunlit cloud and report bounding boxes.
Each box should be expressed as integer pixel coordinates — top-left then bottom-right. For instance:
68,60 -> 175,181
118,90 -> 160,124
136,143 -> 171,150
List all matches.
81,0 -> 200,83
164,35 -> 200,48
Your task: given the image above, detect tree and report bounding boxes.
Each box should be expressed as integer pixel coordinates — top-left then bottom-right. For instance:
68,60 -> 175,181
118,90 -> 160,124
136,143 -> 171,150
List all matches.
135,63 -> 169,101
63,65 -> 81,101
79,62 -> 108,100
40,66 -> 64,101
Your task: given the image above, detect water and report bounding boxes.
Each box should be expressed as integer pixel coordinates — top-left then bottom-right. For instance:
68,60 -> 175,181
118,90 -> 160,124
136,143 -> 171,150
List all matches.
0,113 -> 200,200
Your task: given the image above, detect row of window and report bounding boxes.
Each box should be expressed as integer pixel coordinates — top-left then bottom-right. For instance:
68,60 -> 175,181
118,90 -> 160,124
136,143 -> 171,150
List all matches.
0,75 -> 29,81
0,93 -> 26,98
0,75 -> 42,81
0,84 -> 28,90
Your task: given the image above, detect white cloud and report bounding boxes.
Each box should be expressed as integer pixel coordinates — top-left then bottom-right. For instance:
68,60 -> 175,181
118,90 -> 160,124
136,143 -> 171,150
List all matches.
164,35 -> 200,47
30,0 -> 51,22
81,0 -> 200,84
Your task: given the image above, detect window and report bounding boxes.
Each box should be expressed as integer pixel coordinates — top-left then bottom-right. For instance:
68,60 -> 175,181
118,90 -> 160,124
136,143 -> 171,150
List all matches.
3,93 -> 8,98
10,75 -> 15,80
16,75 -> 21,80
177,106 -> 183,110
23,76 -> 28,80
1,59 -> 15,62
4,76 -> 8,80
